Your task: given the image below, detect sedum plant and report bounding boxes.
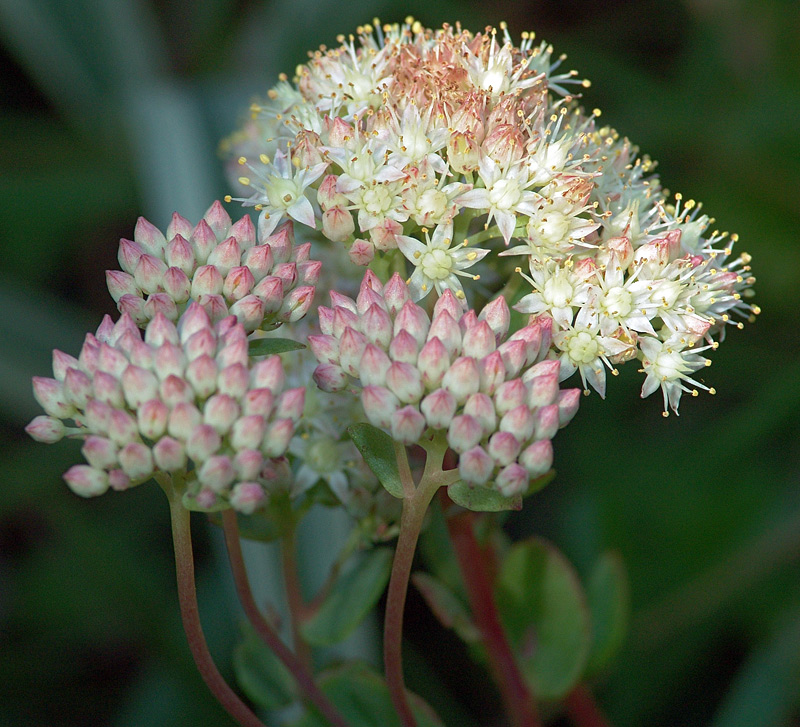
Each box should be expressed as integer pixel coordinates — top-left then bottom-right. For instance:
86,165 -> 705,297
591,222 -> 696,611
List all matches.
26,18 -> 757,727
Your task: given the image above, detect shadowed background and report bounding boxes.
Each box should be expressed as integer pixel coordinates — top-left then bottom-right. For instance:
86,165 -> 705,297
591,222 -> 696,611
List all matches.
1,0 -> 798,725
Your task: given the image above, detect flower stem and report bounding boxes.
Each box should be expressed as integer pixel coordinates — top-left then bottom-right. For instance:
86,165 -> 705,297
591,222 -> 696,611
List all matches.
222,510 -> 351,727
564,685 -> 612,727
281,523 -> 314,672
442,501 -> 542,727
165,484 -> 269,727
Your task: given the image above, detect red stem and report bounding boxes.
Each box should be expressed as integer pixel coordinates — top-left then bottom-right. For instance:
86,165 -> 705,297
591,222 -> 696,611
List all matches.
442,499 -> 542,727
564,685 -> 612,727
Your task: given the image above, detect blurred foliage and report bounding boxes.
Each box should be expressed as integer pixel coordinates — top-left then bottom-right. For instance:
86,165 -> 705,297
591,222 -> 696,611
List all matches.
1,0 -> 798,725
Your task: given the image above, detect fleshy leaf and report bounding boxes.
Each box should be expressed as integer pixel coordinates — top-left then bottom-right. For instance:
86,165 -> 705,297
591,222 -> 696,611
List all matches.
248,337 -> 306,356
348,423 -> 404,498
584,551 -> 630,677
301,548 -> 393,646
496,538 -> 591,700
232,623 -> 296,710
412,572 -> 481,644
447,480 -> 522,512
288,662 -> 444,727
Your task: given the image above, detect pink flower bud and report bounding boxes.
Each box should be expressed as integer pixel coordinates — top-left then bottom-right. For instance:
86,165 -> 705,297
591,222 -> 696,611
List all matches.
222,266 -> 255,301
318,174 -> 348,209
357,272 -> 385,309
251,356 -> 284,391
203,200 -> 232,241
233,449 -> 264,480
184,354 -> 218,398
275,387 -> 305,422
494,379 -> 528,415
385,361 -> 424,403
394,301 -> 430,346
427,311 -> 462,357
230,295 -> 266,332
327,117 -> 354,148
191,265 -> 224,297
64,367 -> 92,408
64,465 -> 109,497
203,394 -> 240,434
362,304 -> 393,348
464,393 -> 497,435
361,385 -> 400,428
534,404 -> 560,440
391,405 -> 426,445
253,275 -> 285,313
360,344 -> 392,387
458,446 -> 493,485
52,350 -> 80,381
85,399 -> 112,434
167,212 -> 193,241
298,260 -> 322,286
308,334 -> 340,366
162,266 -> 192,303
229,482 -> 267,514
322,206 -> 356,242
168,402 -> 202,440
279,285 -> 315,323
498,339 -> 527,378
143,294 -> 178,322
229,213 -> 256,248
488,431 -> 521,466
383,273 -> 410,315
462,320 -> 496,359
197,294 -> 229,323
134,216 -> 167,256
478,351 -> 505,396
499,404 -> 535,442
349,238 -> 375,266
483,123 -> 524,166
332,305 -> 359,337
263,222 -> 293,264
242,244 -> 274,282
118,238 -> 144,275
479,296 -> 511,340
137,399 -> 169,439
216,363 -> 248,399
459,309 -> 478,333
519,439 -> 553,477
118,442 -> 154,480
178,302 -> 212,342
159,374 -> 194,407
389,329 -> 419,364
339,327 -> 368,377
230,415 -> 267,451
25,415 -> 66,443
420,388 -> 457,429
417,337 -> 450,388
108,409 -> 138,445
133,254 -> 167,295
121,365 -> 160,409
556,388 -> 581,427
216,335 -> 248,369
496,463 -> 529,497
191,219 -> 218,263
263,419 -> 294,457
273,262 -> 298,290
447,414 -> 483,453
97,344 -> 129,377
526,372 -> 559,408
108,469 -> 132,491
106,270 -> 138,302
318,305 -> 334,335
313,363 -> 348,392
153,435 -> 187,472
442,357 -> 480,403
605,236 -> 634,269
242,388 -> 274,417
91,371 -> 124,408
198,454 -> 235,492
433,290 -> 463,322
165,234 -> 196,275
186,423 -> 222,462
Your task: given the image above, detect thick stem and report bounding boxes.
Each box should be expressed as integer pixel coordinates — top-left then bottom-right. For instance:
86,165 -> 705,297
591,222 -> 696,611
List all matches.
564,685 -> 612,727
166,488 -> 269,727
281,524 -> 313,672
222,511 -> 351,727
443,503 -> 541,727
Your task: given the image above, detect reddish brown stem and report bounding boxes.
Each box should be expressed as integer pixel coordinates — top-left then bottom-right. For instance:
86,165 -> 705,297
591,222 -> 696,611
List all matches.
442,498 -> 541,727
564,685 -> 612,727
222,511 -> 351,727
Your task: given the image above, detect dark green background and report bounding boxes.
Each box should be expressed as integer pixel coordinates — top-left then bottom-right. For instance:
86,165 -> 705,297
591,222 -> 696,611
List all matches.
1,1 -> 798,725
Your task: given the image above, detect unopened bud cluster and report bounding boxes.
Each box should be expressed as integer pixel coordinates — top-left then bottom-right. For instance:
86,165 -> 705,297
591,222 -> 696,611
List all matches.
106,201 -> 318,332
310,272 -> 580,496
26,304 -> 304,513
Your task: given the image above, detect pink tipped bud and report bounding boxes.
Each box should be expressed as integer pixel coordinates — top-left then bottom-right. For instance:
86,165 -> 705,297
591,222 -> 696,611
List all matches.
230,482 -> 267,514
327,116 -> 354,147
116,294 -> 146,325
464,393 -> 497,435
433,290 -> 463,322
389,329 -> 419,364
133,254 -> 167,295
263,419 -> 294,457
32,377 -> 73,418
186,423 -> 222,462
557,388 -> 581,427
242,244 -> 274,282
488,431 -> 521,467
192,219 -> 218,263
458,446 -> 494,485
216,335 -> 248,370
253,276 -> 284,313
153,436 -> 186,472
357,285 -> 385,318
217,363 -> 249,398
191,265 -> 225,297
498,339 -> 527,378
447,414 -> 483,453
137,399 -> 169,439
526,372 -> 560,408
500,404 -> 535,442
26,415 -> 66,443
107,409 -> 137,446
385,361 -> 424,404
134,216 -> 167,255
496,463 -> 529,497
322,206 -> 356,242
391,405 -> 426,445
509,322 -> 545,365
494,379 -> 528,415
165,234 -> 196,275
159,374 -> 193,407
462,320 -> 496,359
330,289 -> 357,313
479,297 -> 511,340
280,285 -> 315,323
478,350 -> 505,396
251,356 -> 284,391
168,402 -> 202,440
273,262 -> 298,290
117,442 -> 154,480
106,270 -> 138,302
361,386 -> 400,428
417,337 -> 450,388
167,212 -> 194,241
308,334 -> 340,366
534,404 -> 560,441
64,465 -> 109,497
91,371 -> 124,408
233,449 -> 264,480
360,344 -> 391,387
339,327 -> 368,377
63,367 -> 92,408
229,295 -> 265,332
383,273 -> 410,315
318,305 -> 334,335
203,200 -> 233,241
108,469 -> 132,491
332,305 -> 359,337
120,365 -> 159,409
317,174 -> 348,210
229,214 -> 256,248
370,217 -> 403,251
420,388 -> 457,429
185,354 -> 218,398
84,399 -> 112,434
52,350 -> 80,381
459,309 -> 478,333
442,357 -> 481,403
483,123 -> 524,166
160,268 -> 190,303
230,415 -> 267,451
447,131 -> 481,174
275,387 -> 305,422
348,238 -> 375,266
223,267 -> 256,301
198,454 -> 235,492
203,394 -> 240,434
362,304 -> 393,348
118,238 -> 144,275
313,363 -> 348,392
394,301 -> 430,346
197,294 -> 229,324
263,222 -> 294,263
143,294 -> 178,322
427,311 -> 462,357
519,439 -> 553,477
606,236 -> 634,269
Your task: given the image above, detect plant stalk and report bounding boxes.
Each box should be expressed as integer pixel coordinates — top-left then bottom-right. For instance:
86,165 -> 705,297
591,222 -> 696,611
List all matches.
281,523 -> 314,672
564,685 -> 612,727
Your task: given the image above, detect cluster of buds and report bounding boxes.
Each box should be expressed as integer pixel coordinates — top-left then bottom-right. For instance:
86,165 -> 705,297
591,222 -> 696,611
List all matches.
26,304 -> 304,513
310,272 -> 580,496
106,201 -> 318,332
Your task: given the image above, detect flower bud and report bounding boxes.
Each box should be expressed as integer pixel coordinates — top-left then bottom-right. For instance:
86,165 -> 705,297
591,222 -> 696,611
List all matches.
186,423 -> 222,462
348,239 -> 375,266
275,387 -> 305,422
121,365 -> 160,409
134,254 -> 167,295
462,320 -> 496,359
164,234 -> 196,275
442,357 -> 480,403
203,200 -> 233,241
361,386 -> 400,428
263,418 -> 294,457
447,414 -> 483,453
251,356 -> 284,390
317,174 -> 348,210
322,206 -> 355,242
118,442 -> 154,480
107,270 -> 138,302
391,405 -> 426,445
233,450 -> 263,480
230,295 -> 266,332
25,415 -> 66,443
362,304 -> 393,348
339,327 -> 368,377
556,388 -> 581,427
108,469 -> 132,491
459,446 -> 493,485
253,276 -> 284,312
152,436 -> 186,472
383,273 -> 410,315
494,379 -> 528,415
420,388 -> 457,429
279,285 -> 315,323
385,361 -> 424,403
394,301 -> 429,346
427,311 -> 461,358
118,238 -> 144,275
223,266 -> 256,300
496,463 -> 529,497
519,439 -> 553,477
369,218 -> 402,252
360,344 -> 392,387
159,374 -> 193,407
488,431 -> 521,466
81,436 -> 118,469
389,329 -> 419,364
313,363 -> 348,392
479,296 -> 511,340
198,455 -> 236,492
134,216 -> 167,255
64,368 -> 93,408
137,399 -> 169,439
64,465 -> 109,497
230,482 -> 267,514
230,415 -> 267,451
464,393 -> 497,435
242,244 -> 274,281
534,404 -> 560,441
499,404 -> 535,442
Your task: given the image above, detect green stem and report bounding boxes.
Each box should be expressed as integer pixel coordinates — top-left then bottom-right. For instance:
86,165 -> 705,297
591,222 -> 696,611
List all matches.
281,523 -> 314,672
164,482 -> 269,727
222,511 -> 351,727
564,685 -> 612,727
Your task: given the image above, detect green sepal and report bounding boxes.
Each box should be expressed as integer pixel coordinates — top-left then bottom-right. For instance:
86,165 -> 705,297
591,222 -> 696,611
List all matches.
301,548 -> 393,646
527,469 -> 556,496
288,661 -> 444,727
347,422 -> 404,499
412,572 -> 481,644
248,337 -> 306,357
446,480 -> 522,512
584,551 -> 630,677
496,537 -> 591,700
232,622 -> 297,711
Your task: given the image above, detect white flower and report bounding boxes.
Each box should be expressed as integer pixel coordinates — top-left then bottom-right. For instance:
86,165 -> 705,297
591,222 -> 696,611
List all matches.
514,258 -> 593,329
397,223 -> 489,305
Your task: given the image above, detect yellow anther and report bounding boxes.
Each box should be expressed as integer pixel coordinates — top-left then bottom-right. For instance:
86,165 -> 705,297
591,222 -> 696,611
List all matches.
238,176 -> 251,186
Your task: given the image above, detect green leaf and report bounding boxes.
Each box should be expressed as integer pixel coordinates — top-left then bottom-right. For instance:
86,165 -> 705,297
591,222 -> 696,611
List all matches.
526,469 -> 556,496
412,572 -> 481,644
584,551 -> 630,677
248,337 -> 306,356
347,423 -> 404,499
289,662 -> 444,727
232,622 -> 296,711
446,481 -> 522,512
301,548 -> 393,646
496,538 -> 591,700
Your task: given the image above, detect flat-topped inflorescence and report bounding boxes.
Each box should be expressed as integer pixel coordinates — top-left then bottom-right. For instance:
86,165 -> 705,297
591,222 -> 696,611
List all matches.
309,271 -> 580,496
26,303 -> 305,513
106,200 -> 318,333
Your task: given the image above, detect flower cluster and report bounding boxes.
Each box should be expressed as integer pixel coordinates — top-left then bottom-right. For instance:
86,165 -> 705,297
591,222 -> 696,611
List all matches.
309,271 -> 580,496
224,19 -> 757,414
26,304 -> 304,513
106,201 -> 318,332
